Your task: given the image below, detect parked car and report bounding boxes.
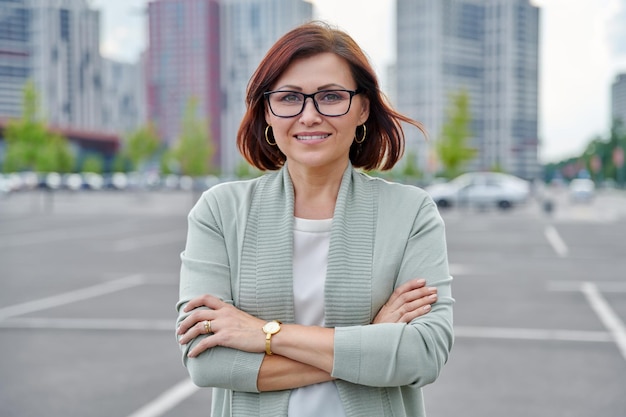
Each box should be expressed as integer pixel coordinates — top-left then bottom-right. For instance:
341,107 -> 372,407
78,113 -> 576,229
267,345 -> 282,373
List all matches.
0,175 -> 10,196
425,172 -> 530,210
568,178 -> 595,203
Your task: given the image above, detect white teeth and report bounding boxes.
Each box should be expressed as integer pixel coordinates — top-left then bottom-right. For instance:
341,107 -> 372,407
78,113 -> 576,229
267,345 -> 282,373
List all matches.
296,134 -> 328,140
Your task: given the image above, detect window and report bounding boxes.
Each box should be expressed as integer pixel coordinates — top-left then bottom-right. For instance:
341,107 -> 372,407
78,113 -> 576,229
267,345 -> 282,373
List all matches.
457,3 -> 485,41
60,9 -> 70,41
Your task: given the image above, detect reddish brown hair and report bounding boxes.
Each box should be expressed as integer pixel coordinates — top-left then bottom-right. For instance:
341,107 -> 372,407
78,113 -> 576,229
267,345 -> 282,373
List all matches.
237,21 -> 425,171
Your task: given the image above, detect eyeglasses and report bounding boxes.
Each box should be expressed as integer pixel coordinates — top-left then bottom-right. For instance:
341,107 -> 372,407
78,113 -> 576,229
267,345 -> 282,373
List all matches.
264,89 -> 362,118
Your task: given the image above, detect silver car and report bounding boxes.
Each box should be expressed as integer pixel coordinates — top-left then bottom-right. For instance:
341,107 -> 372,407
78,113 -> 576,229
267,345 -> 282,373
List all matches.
568,178 -> 595,203
425,172 -> 531,210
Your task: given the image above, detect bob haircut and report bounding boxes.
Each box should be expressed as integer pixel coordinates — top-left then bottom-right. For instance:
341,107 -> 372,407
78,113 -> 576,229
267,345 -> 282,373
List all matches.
237,21 -> 426,171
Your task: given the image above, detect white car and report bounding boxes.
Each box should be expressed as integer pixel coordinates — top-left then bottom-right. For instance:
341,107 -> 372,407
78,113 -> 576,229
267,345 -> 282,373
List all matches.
425,172 -> 530,210
568,178 -> 595,203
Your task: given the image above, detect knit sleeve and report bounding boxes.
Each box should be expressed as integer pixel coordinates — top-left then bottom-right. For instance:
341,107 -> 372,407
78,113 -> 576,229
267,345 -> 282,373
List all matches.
176,188 -> 264,392
332,191 -> 454,388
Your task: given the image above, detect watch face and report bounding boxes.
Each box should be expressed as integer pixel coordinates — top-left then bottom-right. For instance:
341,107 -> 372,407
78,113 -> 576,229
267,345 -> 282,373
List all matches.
264,321 -> 280,334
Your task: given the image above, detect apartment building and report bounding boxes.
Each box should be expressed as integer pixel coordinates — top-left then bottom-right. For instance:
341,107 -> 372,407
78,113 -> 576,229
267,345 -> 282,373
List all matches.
396,0 -> 540,179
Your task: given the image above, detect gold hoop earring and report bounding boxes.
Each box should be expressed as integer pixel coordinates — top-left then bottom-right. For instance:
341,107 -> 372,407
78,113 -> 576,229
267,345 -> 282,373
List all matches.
355,124 -> 367,144
265,125 -> 276,146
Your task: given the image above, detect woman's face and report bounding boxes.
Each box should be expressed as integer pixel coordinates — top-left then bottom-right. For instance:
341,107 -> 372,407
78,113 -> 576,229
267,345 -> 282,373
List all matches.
265,52 -> 369,174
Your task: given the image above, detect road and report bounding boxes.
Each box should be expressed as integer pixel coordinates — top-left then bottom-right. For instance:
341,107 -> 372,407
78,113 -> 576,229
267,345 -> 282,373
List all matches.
1,187 -> 625,417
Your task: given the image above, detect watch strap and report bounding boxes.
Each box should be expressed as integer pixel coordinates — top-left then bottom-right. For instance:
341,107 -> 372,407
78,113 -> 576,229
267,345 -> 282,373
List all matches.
265,333 -> 273,355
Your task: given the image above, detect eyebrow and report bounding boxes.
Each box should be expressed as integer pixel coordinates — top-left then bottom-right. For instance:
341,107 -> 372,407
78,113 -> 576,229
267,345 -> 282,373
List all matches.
272,83 -> 349,91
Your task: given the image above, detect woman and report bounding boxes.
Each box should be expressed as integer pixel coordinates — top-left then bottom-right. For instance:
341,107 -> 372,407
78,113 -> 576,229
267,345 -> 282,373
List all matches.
176,21 -> 453,417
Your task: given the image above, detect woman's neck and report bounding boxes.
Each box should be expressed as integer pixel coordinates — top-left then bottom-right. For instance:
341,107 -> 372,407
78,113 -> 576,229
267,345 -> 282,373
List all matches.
288,163 -> 347,219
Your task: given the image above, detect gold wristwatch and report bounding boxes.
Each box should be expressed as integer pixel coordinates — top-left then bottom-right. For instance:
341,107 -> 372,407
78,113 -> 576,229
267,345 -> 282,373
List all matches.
262,320 -> 281,355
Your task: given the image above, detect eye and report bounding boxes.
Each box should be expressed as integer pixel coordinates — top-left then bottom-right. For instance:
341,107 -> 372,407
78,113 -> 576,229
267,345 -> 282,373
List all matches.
276,92 -> 303,104
317,91 -> 347,103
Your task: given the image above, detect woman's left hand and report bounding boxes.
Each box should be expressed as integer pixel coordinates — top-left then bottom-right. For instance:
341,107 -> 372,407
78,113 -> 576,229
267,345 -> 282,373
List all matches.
372,278 -> 437,324
177,294 -> 266,358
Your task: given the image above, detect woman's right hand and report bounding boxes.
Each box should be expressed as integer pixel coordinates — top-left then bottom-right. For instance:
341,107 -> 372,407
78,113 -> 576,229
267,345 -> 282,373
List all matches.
372,278 -> 437,324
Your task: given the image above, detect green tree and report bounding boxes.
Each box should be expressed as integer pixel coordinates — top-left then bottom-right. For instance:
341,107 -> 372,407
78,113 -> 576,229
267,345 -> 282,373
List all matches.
613,118 -> 626,186
159,149 -> 175,175
399,149 -> 423,180
489,163 -> 504,173
3,81 -> 74,173
547,117 -> 626,186
605,118 -> 626,182
436,90 -> 477,179
112,154 -> 131,172
81,154 -> 104,173
234,159 -> 262,178
35,132 -> 75,173
173,98 -> 215,176
125,122 -> 160,171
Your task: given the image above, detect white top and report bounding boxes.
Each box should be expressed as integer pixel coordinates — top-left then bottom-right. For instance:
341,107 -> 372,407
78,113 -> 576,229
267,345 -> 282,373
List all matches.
288,217 -> 346,417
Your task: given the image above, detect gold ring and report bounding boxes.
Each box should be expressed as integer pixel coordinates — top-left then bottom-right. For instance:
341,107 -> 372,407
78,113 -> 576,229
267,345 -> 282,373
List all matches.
203,320 -> 211,334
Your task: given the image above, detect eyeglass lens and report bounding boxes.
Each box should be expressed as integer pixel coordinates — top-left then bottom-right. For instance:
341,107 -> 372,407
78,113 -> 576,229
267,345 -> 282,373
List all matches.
266,90 -> 355,117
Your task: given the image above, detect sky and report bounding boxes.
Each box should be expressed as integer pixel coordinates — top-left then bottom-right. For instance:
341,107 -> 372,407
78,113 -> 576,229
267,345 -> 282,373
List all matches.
90,0 -> 626,163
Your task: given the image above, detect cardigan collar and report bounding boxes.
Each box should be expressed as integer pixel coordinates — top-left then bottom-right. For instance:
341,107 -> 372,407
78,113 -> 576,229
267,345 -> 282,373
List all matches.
238,162 -> 376,326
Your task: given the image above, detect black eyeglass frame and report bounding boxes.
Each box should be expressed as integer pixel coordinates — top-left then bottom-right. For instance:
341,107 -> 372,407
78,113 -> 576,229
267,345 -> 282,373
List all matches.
263,89 -> 363,118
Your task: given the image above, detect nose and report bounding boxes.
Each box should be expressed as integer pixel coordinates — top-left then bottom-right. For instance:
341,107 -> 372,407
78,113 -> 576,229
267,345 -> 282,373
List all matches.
299,97 -> 321,123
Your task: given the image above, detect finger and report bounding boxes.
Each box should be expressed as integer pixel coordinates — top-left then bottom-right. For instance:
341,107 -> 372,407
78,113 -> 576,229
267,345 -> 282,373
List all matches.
178,319 -> 204,344
400,303 -> 432,322
398,278 -> 427,294
183,294 -> 222,312
188,335 -> 217,358
404,286 -> 437,302
399,293 -> 438,323
179,318 -> 215,345
386,279 -> 426,306
387,283 -> 434,311
177,310 -> 211,335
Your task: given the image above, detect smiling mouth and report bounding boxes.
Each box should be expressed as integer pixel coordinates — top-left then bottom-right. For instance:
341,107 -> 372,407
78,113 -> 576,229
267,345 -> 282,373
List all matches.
295,134 -> 330,141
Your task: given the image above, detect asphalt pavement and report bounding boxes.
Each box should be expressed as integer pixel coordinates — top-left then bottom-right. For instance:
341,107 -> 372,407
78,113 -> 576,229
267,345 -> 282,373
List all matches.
1,187 -> 625,417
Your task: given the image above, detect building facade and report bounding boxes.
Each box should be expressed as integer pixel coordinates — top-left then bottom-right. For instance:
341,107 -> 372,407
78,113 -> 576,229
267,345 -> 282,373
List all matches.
612,73 -> 626,127
102,57 -> 146,136
396,0 -> 540,180
0,0 -> 105,131
1,0 -> 145,171
0,0 -> 31,119
146,0 -> 221,166
30,0 -> 104,131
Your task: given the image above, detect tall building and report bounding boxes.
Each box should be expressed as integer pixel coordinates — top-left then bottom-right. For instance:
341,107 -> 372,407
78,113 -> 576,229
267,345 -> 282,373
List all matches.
0,0 -> 31,120
102,57 -> 146,136
219,0 -> 313,174
612,73 -> 626,126
146,0 -> 312,174
146,0 -> 221,166
30,0 -> 103,130
396,0 -> 540,180
0,0 -> 104,130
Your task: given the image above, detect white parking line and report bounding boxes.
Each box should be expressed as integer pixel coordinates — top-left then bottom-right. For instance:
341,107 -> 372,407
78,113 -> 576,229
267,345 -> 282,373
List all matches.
449,263 -> 472,276
580,282 -> 626,361
126,379 -> 199,417
0,274 -> 144,320
544,225 -> 569,257
0,223 -> 137,248
114,231 -> 183,251
0,317 -> 172,331
548,281 -> 626,293
454,326 -> 611,343
4,317 -> 608,344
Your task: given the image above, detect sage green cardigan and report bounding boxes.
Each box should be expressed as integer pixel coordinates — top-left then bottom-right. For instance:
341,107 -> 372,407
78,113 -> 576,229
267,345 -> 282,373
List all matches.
177,164 -> 454,417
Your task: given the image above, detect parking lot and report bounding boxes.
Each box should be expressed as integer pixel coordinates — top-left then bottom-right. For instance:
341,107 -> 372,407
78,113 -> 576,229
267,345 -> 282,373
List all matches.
1,188 -> 625,417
